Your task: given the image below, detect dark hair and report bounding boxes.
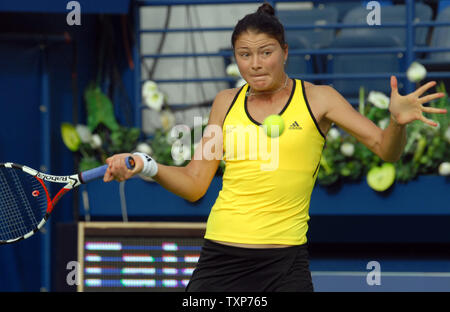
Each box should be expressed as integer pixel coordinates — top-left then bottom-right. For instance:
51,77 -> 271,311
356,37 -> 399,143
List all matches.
231,2 -> 286,49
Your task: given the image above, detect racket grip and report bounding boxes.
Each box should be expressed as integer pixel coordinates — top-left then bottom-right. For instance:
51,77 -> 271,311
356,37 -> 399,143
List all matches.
80,158 -> 135,184
80,165 -> 108,184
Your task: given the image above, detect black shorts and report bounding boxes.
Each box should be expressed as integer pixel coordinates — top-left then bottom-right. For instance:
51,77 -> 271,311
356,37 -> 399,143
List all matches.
185,239 -> 314,292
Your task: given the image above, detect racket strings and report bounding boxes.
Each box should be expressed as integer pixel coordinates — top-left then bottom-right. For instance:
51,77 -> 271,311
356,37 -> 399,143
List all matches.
0,170 -> 27,240
12,169 -> 40,227
0,167 -> 48,242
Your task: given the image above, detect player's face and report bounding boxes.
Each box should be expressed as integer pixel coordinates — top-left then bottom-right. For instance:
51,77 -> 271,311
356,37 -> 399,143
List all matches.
234,31 -> 287,92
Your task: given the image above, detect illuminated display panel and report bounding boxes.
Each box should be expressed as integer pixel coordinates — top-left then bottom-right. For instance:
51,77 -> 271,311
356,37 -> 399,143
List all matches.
78,222 -> 205,292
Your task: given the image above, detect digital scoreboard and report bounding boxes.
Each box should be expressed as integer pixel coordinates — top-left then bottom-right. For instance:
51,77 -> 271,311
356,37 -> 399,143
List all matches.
77,222 -> 206,292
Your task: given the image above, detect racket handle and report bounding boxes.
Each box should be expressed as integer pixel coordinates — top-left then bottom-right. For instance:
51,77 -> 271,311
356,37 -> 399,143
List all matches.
80,157 -> 135,184
80,165 -> 108,184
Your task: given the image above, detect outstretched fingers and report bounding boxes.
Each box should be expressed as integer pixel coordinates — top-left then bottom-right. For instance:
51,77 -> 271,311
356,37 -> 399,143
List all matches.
419,92 -> 446,105
419,105 -> 447,127
421,105 -> 448,115
414,81 -> 437,97
419,114 -> 439,127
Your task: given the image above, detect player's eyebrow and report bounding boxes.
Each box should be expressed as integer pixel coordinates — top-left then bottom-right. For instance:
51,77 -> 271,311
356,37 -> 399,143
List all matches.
236,43 -> 276,50
259,44 -> 276,49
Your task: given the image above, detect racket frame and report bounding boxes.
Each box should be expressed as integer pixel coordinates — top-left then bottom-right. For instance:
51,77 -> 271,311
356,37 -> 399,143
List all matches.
0,157 -> 133,244
1,162 -> 93,244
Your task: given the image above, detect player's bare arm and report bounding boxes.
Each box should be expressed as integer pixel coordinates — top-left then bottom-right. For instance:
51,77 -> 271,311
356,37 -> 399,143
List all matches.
314,77 -> 446,163
104,88 -> 238,202
152,88 -> 237,202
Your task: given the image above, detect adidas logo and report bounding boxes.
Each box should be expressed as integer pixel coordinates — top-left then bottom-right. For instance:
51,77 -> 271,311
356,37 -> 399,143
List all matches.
289,121 -> 302,130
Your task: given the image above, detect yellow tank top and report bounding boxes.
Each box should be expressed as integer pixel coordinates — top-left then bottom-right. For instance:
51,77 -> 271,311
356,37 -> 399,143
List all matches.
205,79 -> 326,245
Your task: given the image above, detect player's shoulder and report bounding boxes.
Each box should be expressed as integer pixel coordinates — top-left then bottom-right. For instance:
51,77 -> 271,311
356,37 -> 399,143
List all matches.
209,87 -> 242,125
212,87 -> 242,113
302,81 -> 347,120
215,87 -> 241,103
303,81 -> 337,99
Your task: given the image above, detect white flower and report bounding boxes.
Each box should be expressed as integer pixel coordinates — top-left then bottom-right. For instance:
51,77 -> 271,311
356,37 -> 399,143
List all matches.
235,78 -> 247,88
226,63 -> 241,77
444,126 -> 450,143
136,142 -> 153,155
378,118 -> 390,130
368,91 -> 390,110
75,124 -> 92,144
90,134 -> 102,149
340,142 -> 355,157
160,109 -> 176,132
142,80 -> 158,98
407,61 -> 427,83
438,162 -> 450,176
327,128 -> 340,141
143,90 -> 165,112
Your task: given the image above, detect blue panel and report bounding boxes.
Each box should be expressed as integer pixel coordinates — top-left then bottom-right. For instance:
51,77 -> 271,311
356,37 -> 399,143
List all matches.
427,6 -> 450,61
78,176 -> 221,218
326,33 -> 404,98
278,7 -> 339,49
79,175 -> 450,217
0,236 -> 41,291
310,175 -> 450,216
0,11 -> 119,290
0,0 -> 131,14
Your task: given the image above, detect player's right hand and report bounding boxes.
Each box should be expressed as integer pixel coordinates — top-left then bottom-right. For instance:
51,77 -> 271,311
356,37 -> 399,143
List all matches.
104,153 -> 144,182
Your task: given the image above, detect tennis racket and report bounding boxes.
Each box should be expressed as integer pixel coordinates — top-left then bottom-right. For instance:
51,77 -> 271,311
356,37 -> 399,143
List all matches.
0,156 -> 135,244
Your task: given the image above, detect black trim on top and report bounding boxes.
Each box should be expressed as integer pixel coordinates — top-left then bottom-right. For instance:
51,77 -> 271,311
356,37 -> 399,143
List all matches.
301,80 -> 326,140
244,78 -> 296,126
312,159 -> 321,178
222,84 -> 246,125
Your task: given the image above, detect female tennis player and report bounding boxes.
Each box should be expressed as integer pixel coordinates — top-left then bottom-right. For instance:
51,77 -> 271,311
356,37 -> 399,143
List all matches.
104,3 -> 447,291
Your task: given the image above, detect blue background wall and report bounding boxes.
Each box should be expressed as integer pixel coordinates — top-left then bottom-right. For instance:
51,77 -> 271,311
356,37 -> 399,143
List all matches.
0,1 -> 134,291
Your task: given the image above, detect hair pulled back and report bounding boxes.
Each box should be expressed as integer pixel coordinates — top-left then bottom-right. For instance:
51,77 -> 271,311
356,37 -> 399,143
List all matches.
231,2 -> 286,49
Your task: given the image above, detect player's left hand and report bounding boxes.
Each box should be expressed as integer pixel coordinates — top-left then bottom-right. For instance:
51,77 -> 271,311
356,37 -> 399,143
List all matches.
389,76 -> 447,127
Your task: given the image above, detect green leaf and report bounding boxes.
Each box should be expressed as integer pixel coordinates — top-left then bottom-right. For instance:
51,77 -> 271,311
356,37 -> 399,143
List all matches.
84,83 -> 120,132
79,157 -> 102,172
359,86 -> 365,115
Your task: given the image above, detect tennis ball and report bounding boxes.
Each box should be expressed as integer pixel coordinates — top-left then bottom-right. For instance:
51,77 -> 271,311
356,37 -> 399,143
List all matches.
262,114 -> 285,138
